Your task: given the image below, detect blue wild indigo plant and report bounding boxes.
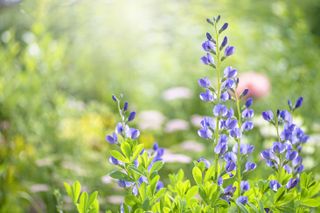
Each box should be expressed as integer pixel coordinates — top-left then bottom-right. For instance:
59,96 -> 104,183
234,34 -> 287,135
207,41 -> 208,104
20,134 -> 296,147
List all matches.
64,15 -> 320,213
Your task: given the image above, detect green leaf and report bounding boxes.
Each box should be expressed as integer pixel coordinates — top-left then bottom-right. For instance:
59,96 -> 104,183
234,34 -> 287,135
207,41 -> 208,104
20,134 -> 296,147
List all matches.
192,166 -> 202,185
121,142 -> 132,159
300,197 -> 320,207
88,191 -> 98,206
275,187 -> 285,202
109,170 -> 131,181
132,144 -> 144,160
77,192 -> 89,213
64,181 -> 81,204
110,150 -> 129,163
150,161 -> 164,174
247,202 -> 259,213
236,200 -> 249,213
127,165 -> 145,177
186,186 -> 198,200
149,175 -> 160,194
204,166 -> 214,182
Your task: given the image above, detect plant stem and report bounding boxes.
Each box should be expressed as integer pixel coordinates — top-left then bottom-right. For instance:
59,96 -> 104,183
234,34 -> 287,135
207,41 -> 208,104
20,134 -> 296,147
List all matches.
213,22 -> 221,181
235,94 -> 242,198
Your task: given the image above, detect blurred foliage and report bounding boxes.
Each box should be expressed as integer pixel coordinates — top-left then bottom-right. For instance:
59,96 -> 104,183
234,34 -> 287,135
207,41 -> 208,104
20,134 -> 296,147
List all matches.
0,0 -> 319,212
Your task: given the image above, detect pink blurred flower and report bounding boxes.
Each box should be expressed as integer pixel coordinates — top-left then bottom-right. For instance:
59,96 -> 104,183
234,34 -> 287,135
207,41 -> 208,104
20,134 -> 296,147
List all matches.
162,87 -> 192,101
236,72 -> 271,98
164,119 -> 189,133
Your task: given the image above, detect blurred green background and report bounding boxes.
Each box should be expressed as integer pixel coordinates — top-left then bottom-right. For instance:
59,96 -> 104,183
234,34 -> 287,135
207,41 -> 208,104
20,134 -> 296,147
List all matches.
0,0 -> 320,212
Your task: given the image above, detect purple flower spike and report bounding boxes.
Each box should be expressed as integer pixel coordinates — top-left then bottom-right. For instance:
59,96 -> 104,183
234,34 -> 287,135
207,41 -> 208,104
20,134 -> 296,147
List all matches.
294,97 -> 303,109
153,143 -> 159,151
224,185 -> 236,196
225,118 -> 238,130
286,178 -> 299,190
213,104 -> 228,117
262,111 -> 274,122
201,53 -> 214,65
237,196 -> 248,205
284,165 -> 292,173
245,162 -> 256,172
245,97 -> 253,108
218,177 -> 223,186
198,77 -> 211,88
128,111 -> 136,122
240,181 -> 250,192
106,132 -> 118,144
202,40 -> 216,52
200,89 -> 214,102
270,180 -> 281,191
224,66 -> 237,78
215,134 -> 228,155
198,127 -> 213,139
279,110 -> 292,123
224,46 -> 235,57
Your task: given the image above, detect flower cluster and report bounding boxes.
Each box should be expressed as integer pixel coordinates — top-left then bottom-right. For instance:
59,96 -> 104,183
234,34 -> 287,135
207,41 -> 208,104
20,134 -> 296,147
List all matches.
106,95 -> 165,212
197,15 -> 256,205
261,97 -> 309,191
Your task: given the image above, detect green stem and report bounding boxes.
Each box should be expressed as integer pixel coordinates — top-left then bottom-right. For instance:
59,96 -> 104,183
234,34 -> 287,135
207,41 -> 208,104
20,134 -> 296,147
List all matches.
213,22 -> 221,181
235,95 -> 242,198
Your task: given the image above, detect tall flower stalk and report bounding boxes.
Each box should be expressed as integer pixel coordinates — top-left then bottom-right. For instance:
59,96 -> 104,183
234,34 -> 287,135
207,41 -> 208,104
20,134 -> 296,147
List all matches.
198,15 -> 255,206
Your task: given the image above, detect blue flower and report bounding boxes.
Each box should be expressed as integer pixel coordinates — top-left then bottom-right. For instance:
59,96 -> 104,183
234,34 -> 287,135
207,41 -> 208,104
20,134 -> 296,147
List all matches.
106,132 -> 118,144
198,77 -> 211,88
225,160 -> 236,172
242,109 -> 254,119
224,46 -> 235,57
221,36 -> 228,49
123,102 -> 128,111
156,181 -> 164,191
286,150 -> 298,161
286,178 -> 299,190
206,32 -> 212,40
279,110 -> 292,123
241,121 -> 254,131
270,180 -> 281,191
214,134 -> 228,155
218,177 -> 223,186
225,118 -> 238,130
197,157 -> 211,168
262,111 -> 274,122
284,165 -> 292,173
219,23 -> 228,33
200,116 -> 215,129
233,143 -> 254,155
245,97 -> 253,108
198,127 -> 213,139
153,143 -> 159,151
230,128 -> 241,139
112,95 -> 117,102
261,149 -> 272,160
224,66 -> 237,78
224,185 -> 236,196
271,142 -> 286,154
109,156 -> 119,165
213,104 -> 228,117
294,97 -> 303,109
222,78 -> 235,89
202,40 -> 216,52
128,111 -> 136,122
118,180 -> 133,188
237,196 -> 248,205
244,162 -> 256,172
240,181 -> 250,192
220,91 -> 230,102
240,89 -> 249,97
200,89 -> 214,102
127,128 -> 140,139
201,53 -> 214,65
224,152 -> 237,163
